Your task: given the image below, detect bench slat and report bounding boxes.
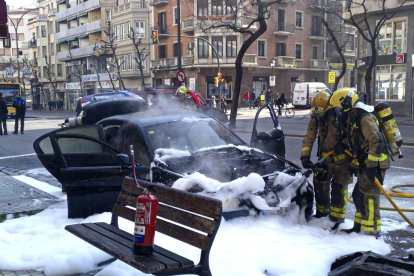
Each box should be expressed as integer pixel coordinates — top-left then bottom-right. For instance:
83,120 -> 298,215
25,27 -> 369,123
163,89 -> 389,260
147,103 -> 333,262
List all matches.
113,196 -> 218,234
65,223 -> 195,274
122,178 -> 222,219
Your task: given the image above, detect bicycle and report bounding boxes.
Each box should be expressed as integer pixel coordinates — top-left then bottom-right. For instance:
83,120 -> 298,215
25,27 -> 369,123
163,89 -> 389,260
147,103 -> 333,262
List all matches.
281,104 -> 295,118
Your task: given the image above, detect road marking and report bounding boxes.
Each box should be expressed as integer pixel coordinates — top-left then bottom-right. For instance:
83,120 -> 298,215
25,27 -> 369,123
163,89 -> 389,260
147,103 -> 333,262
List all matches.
391,166 -> 414,171
0,153 -> 36,160
13,175 -> 66,199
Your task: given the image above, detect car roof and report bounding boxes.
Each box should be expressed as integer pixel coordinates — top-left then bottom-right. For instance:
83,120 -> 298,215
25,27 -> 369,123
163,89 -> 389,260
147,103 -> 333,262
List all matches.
100,109 -> 212,128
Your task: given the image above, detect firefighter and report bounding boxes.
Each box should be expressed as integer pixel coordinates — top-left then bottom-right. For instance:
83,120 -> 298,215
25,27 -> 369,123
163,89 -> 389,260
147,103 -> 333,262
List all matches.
300,90 -> 352,229
330,88 -> 390,238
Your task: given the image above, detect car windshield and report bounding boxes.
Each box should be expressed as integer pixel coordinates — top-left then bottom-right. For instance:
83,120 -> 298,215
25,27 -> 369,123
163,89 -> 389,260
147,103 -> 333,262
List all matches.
144,118 -> 245,152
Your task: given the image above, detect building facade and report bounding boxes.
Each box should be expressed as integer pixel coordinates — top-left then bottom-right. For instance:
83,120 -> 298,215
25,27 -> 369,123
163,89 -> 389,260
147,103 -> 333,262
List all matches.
150,0 -> 329,104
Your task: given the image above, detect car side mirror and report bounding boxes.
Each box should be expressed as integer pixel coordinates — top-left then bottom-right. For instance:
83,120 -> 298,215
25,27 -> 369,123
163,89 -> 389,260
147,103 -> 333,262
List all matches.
115,153 -> 130,165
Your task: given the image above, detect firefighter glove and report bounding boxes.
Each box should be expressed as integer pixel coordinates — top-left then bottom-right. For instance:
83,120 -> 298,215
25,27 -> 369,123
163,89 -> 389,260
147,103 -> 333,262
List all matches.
333,143 -> 346,155
301,157 -> 314,169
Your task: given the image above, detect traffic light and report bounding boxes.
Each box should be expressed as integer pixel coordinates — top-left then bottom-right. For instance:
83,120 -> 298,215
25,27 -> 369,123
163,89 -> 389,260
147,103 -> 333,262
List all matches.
152,30 -> 159,45
213,77 -> 218,87
217,72 -> 222,81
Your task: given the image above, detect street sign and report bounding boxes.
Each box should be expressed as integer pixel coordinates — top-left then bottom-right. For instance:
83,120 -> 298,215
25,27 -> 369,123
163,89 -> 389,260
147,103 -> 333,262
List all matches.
396,54 -> 404,64
176,70 -> 186,83
328,71 -> 336,84
269,76 -> 276,87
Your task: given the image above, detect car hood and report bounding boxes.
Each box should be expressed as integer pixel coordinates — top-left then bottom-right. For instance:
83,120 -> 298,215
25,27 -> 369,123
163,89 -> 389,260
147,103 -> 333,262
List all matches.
153,145 -> 296,182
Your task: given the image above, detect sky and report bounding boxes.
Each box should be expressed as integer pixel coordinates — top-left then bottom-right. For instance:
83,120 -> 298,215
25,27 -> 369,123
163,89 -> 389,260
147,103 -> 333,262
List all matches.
0,169 -> 410,276
5,0 -> 38,10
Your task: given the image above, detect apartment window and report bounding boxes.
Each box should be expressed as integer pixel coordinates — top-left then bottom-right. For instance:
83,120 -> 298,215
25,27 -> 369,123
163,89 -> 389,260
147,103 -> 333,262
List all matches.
51,43 -> 54,55
376,65 -> 405,100
128,54 -> 133,70
158,12 -> 167,34
276,42 -> 286,56
42,46 -> 47,57
105,10 -> 112,22
173,7 -> 179,25
311,16 -> 322,36
312,45 -> 318,59
43,66 -> 47,78
120,24 -> 125,40
120,56 -> 126,71
115,25 -> 119,41
211,0 -> 223,16
258,40 -> 265,57
135,53 -> 146,70
159,44 -> 167,59
197,0 -> 208,16
345,33 -> 355,51
277,9 -> 285,32
57,64 -> 62,76
212,36 -> 223,57
41,26 -> 46,37
378,20 -> 406,55
295,11 -> 303,28
198,37 -> 209,58
295,44 -> 302,59
49,21 -> 54,33
225,0 -> 236,14
226,36 -> 237,57
135,21 -> 145,38
126,22 -> 131,37
173,42 -> 182,57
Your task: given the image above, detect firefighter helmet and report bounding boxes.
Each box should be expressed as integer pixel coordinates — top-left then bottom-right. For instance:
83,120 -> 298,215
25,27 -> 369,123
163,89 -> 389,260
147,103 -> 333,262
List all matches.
311,90 -> 331,114
329,87 -> 359,111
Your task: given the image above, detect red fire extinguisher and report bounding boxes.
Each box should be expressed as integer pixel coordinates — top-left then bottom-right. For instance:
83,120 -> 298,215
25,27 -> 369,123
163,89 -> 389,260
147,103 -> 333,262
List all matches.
133,189 -> 159,255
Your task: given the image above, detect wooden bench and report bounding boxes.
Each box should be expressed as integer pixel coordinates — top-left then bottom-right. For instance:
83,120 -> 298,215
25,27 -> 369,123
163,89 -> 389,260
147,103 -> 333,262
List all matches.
65,176 -> 223,276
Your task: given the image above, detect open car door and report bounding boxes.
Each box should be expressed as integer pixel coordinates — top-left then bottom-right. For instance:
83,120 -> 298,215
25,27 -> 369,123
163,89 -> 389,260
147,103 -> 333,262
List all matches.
33,124 -> 131,218
250,102 -> 286,158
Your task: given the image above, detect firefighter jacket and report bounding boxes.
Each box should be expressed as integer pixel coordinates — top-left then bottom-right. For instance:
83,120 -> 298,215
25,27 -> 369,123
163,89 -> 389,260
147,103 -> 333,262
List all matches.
349,109 -> 390,169
301,109 -> 348,163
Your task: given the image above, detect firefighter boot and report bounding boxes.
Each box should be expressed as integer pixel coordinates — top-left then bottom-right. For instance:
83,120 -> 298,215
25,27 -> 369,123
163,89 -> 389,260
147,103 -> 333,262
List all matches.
312,211 -> 328,219
340,223 -> 361,234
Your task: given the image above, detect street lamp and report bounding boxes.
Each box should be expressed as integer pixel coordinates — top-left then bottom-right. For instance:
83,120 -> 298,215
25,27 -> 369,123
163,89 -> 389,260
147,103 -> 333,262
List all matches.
270,59 -> 276,94
7,5 -> 43,85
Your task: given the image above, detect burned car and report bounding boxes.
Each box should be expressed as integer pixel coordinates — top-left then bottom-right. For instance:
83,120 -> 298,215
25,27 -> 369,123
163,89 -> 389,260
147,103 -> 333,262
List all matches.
34,108 -> 313,219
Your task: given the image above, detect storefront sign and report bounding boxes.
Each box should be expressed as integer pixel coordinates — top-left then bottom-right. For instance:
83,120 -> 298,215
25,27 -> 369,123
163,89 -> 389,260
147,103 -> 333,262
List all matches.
189,77 -> 195,90
396,54 -> 404,64
65,82 -> 81,90
269,76 -> 276,87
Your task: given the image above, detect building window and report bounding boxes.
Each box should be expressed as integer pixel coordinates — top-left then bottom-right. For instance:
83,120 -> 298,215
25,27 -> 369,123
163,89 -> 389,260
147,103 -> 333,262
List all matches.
378,20 -> 406,55
312,45 -> 318,59
276,42 -> 286,56
311,16 -> 322,36
173,42 -> 180,57
42,46 -> 47,57
105,10 -> 111,22
135,21 -> 145,38
57,64 -> 62,76
375,65 -> 405,100
277,9 -> 285,31
258,40 -> 265,57
120,23 -> 125,40
198,37 -> 209,58
225,0 -> 236,14
197,0 -> 208,16
295,44 -> 302,59
41,25 -> 46,37
158,12 -> 167,34
115,25 -> 119,41
211,0 -> 223,16
345,33 -> 355,51
212,36 -> 223,57
159,44 -> 167,59
295,11 -> 303,28
226,36 -> 237,57
173,7 -> 179,25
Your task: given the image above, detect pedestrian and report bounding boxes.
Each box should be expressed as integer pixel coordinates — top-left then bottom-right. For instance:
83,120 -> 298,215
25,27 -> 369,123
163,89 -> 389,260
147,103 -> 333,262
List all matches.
0,93 -> 8,135
12,94 -> 26,134
330,87 -> 390,238
260,91 -> 265,106
265,89 -> 271,104
243,90 -> 250,107
276,93 -> 288,115
249,90 -> 256,109
300,90 -> 353,230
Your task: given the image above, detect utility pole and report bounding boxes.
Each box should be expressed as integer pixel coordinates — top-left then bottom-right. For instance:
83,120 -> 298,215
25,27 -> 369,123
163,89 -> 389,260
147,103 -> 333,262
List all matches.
177,0 -> 182,71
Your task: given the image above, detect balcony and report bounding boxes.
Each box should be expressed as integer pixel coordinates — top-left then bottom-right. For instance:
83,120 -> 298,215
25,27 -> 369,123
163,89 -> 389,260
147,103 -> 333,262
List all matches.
56,0 -> 100,22
149,0 -> 168,6
56,45 -> 96,61
273,22 -> 295,35
113,1 -> 148,13
309,29 -> 324,40
274,56 -> 296,68
28,39 -> 37,48
182,18 -> 195,32
243,54 -> 257,65
309,59 -> 328,69
56,21 -> 101,43
309,0 -> 322,9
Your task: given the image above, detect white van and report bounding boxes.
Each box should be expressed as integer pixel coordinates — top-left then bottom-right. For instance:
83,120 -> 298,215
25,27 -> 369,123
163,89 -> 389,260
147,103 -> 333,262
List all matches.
292,82 -> 331,108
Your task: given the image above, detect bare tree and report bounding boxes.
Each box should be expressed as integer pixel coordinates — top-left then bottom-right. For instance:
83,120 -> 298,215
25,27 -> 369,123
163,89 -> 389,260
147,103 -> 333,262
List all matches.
198,0 -> 282,128
67,48 -> 84,97
102,22 -> 125,90
128,27 -> 148,90
338,0 -> 407,103
44,55 -> 58,98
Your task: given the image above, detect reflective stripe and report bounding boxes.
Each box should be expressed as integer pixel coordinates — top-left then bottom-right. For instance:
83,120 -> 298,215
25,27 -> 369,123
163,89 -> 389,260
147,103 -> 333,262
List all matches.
333,154 -> 346,162
360,198 -> 381,232
316,204 -> 329,214
329,189 -> 348,219
354,211 -> 362,224
301,146 -> 312,154
321,150 -> 334,159
329,209 -> 346,219
367,153 -> 388,162
361,220 -> 381,232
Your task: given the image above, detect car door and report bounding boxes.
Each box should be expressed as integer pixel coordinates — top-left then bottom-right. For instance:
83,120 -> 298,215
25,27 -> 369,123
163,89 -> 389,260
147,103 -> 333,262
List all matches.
33,124 -> 131,191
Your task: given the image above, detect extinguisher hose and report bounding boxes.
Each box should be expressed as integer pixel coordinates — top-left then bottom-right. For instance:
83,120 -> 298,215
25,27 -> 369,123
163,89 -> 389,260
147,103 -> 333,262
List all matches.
130,145 -> 145,190
343,149 -> 414,228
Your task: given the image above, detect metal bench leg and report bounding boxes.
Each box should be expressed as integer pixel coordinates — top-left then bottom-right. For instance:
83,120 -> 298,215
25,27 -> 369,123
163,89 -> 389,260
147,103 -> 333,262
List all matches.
98,257 -> 117,267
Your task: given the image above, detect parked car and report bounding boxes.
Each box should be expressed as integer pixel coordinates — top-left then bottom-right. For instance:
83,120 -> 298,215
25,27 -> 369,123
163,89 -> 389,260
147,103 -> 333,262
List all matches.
34,104 -> 312,219
76,90 -> 142,112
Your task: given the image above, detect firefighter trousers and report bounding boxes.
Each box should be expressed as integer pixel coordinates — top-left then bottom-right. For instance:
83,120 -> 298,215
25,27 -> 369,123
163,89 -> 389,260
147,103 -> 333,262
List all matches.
352,167 -> 386,233
313,160 -> 353,222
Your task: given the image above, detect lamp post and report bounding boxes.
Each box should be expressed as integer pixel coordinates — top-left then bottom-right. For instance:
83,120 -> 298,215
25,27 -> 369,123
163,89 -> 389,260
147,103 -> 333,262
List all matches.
7,6 -> 41,85
270,59 -> 276,95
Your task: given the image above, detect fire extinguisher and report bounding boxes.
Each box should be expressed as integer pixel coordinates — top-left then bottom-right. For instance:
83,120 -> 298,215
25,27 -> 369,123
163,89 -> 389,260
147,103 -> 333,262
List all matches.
133,189 -> 159,255
130,145 -> 159,255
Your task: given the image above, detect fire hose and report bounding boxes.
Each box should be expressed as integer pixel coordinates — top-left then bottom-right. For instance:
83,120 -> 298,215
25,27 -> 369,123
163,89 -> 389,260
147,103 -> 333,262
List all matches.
342,149 -> 414,228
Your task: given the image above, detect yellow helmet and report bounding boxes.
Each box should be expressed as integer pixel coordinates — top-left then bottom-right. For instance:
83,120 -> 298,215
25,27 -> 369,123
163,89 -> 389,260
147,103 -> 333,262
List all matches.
329,87 -> 359,111
311,90 -> 331,114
